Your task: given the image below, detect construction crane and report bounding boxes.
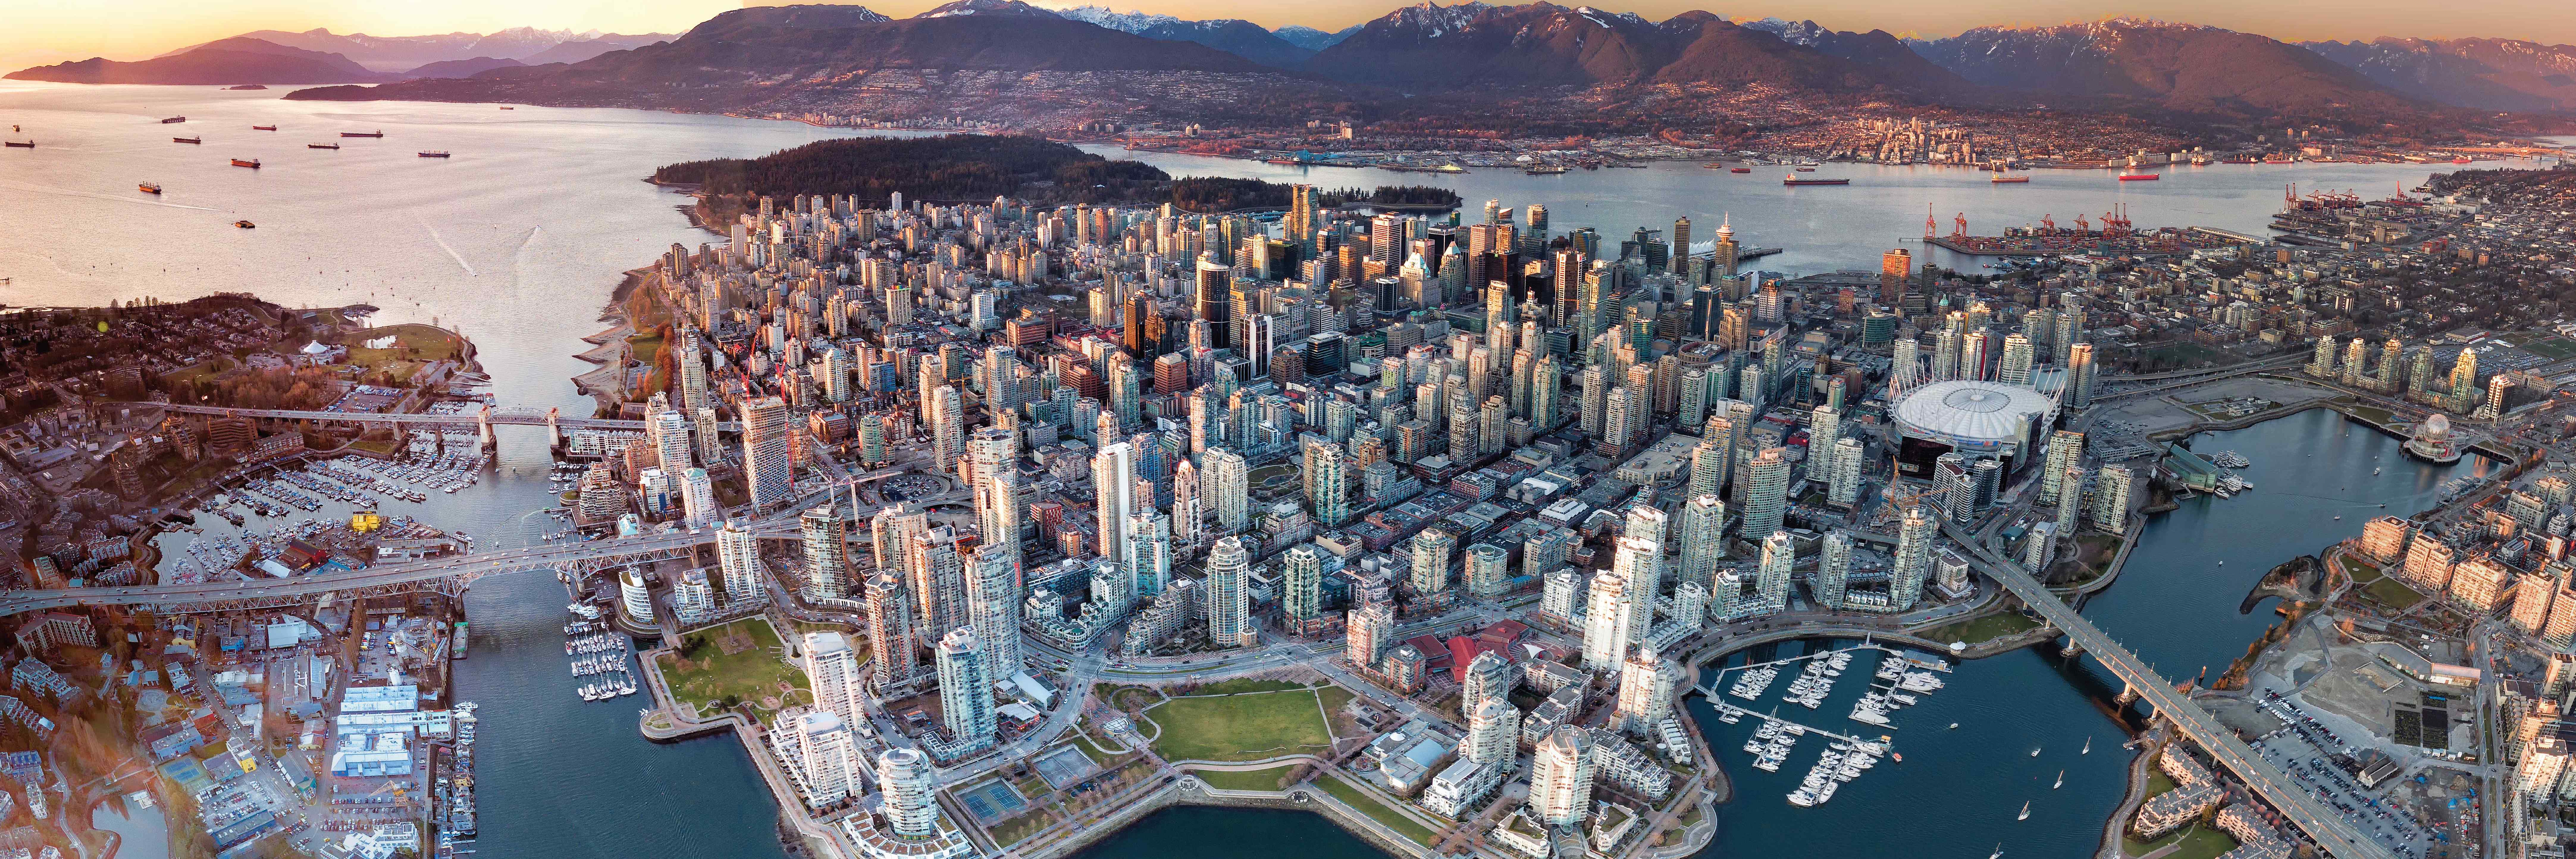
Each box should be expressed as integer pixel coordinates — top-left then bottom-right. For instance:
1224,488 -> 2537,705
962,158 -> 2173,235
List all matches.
2041,214 -> 2056,232
1924,204 -> 1938,240
2074,213 -> 2091,232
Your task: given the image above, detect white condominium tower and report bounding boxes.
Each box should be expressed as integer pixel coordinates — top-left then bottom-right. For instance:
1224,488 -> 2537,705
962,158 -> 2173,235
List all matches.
863,572 -> 918,685
1093,441 -> 1137,567
1205,536 -> 1255,648
716,520 -> 763,600
1740,446 -> 1790,541
936,628 -> 997,748
877,747 -> 941,838
1530,725 -> 1595,827
792,711 -> 862,805
1203,447 -> 1250,534
802,631 -> 866,727
1614,645 -> 1679,732
1582,568 -> 1635,671
1612,534 -> 1660,645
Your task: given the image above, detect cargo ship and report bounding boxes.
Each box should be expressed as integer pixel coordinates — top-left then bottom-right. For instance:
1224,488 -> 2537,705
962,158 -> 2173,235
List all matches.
138,181 -> 161,194
1989,173 -> 2028,183
2,140 -> 30,149
308,143 -> 340,150
251,125 -> 276,131
160,116 -> 186,124
231,158 -> 260,168
234,220 -> 255,229
342,130 -> 385,138
419,151 -> 452,158
173,136 -> 201,144
1783,175 -> 1850,186
1730,167 -> 1750,173
2117,172 -> 2159,181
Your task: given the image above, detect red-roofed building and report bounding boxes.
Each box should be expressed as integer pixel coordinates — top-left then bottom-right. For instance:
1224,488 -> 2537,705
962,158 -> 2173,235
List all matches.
1447,636 -> 1509,685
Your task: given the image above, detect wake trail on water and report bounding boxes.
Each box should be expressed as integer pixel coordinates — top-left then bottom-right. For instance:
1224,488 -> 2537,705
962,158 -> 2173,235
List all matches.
0,178 -> 222,211
416,213 -> 478,276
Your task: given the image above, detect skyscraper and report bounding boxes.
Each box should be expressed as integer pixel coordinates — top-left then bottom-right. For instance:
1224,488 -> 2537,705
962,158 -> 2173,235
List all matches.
1411,527 -> 1457,595
1676,495 -> 1727,591
1531,725 -> 1595,827
792,711 -> 862,805
801,505 -> 848,600
1093,442 -> 1137,567
2041,430 -> 2085,507
1466,542 -> 1510,597
1283,544 -> 1325,627
1204,448 -> 1250,534
936,628 -> 996,748
802,631 -> 866,728
864,572 -> 918,685
966,546 -> 1022,683
1614,645 -> 1679,732
1306,440 -> 1351,527
1815,531 -> 1853,610
741,395 -> 793,510
1205,536 -> 1255,648
1740,447 -> 1790,540
1582,569 -> 1634,670
877,747 -> 941,838
1757,530 -> 1795,609
1347,599 -> 1395,669
1892,506 -> 1936,610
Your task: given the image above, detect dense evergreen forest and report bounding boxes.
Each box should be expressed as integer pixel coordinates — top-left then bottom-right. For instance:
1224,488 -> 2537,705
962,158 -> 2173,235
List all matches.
654,134 -> 1168,205
657,134 -> 1464,217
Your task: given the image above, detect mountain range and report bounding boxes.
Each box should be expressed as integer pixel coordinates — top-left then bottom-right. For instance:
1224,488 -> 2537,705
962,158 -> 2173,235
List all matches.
19,2 -> 2573,134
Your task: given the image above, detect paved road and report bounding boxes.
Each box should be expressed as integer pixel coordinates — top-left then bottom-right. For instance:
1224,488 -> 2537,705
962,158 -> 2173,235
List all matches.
1942,520 -> 2398,859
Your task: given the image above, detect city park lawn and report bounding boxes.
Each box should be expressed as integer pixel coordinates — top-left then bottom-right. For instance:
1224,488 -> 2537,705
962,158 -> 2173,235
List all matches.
986,809 -> 1057,847
1143,686 -> 1337,762
1920,612 -> 2041,646
2121,824 -> 2238,859
1320,774 -> 1437,845
656,617 -> 810,717
347,323 -> 464,364
2363,577 -> 2428,610
1190,765 -> 1297,792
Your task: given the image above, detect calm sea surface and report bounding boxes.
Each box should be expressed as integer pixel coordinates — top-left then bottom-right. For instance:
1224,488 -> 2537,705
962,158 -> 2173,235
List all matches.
0,82 -> 2509,858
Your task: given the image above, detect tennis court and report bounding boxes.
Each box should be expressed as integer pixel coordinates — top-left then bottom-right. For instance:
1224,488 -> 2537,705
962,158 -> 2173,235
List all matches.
1032,745 -> 1096,790
955,780 -> 1027,824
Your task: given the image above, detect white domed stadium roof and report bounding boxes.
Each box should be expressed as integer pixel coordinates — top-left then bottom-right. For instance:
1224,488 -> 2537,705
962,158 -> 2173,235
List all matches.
1894,381 -> 2056,444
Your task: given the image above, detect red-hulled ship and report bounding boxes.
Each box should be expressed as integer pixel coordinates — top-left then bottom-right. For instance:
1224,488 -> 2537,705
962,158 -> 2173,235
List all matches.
1783,175 -> 1849,186
231,158 -> 260,168
341,130 -> 385,138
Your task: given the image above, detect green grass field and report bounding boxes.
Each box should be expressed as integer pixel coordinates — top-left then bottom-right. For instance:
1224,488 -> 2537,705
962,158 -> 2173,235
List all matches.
1146,688 -> 1336,762
1920,612 -> 2041,645
2122,824 -> 2238,859
1191,765 -> 1295,792
1321,775 -> 1437,845
2516,335 -> 2576,361
987,809 -> 1056,846
2364,576 -> 2428,610
1191,678 -> 1309,695
655,617 -> 809,716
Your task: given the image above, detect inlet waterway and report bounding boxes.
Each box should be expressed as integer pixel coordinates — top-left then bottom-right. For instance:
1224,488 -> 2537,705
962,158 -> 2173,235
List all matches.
0,82 -> 2506,857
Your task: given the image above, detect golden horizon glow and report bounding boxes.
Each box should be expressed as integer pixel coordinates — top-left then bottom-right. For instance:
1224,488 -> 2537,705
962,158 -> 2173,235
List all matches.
5,0 -> 2572,73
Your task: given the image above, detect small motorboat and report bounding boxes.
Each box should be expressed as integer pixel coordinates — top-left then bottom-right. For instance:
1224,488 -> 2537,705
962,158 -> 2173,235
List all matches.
234,220 -> 256,229
2029,748 -> 2040,757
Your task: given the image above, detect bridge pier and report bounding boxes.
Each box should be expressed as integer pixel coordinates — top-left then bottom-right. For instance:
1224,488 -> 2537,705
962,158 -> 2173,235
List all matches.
2061,635 -> 2084,658
477,405 -> 496,453
546,406 -> 564,454
2117,682 -> 2139,705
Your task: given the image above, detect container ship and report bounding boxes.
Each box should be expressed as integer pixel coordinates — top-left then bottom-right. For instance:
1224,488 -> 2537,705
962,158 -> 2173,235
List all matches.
251,125 -> 276,131
1989,173 -> 2028,183
231,158 -> 260,169
173,136 -> 201,144
1783,175 -> 1850,186
160,116 -> 186,124
419,151 -> 452,158
2117,172 -> 2160,181
341,130 -> 386,138
2,140 -> 31,149
308,143 -> 340,150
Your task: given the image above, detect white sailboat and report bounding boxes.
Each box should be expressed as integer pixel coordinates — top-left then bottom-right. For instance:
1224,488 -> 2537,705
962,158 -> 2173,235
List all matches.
1989,846 -> 2004,859
2053,771 -> 2063,789
2017,801 -> 2030,821
2081,736 -> 2092,754
2029,747 -> 2040,757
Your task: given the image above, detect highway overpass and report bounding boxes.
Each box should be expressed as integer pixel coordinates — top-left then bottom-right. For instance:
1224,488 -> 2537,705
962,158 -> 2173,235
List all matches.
1939,520 -> 2397,859
108,402 -> 741,432
0,487 -> 968,616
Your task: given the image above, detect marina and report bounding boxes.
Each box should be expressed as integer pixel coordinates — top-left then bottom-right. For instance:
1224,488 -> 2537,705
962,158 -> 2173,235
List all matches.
1699,643 -> 1950,807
